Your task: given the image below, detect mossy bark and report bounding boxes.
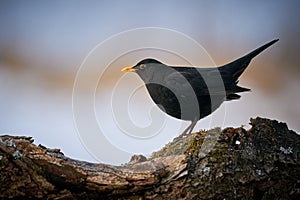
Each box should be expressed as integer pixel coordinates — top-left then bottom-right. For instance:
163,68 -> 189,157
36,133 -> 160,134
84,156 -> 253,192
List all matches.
0,117 -> 299,199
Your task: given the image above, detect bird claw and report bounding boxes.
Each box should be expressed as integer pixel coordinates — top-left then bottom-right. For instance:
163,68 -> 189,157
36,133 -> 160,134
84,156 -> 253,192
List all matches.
173,132 -> 189,142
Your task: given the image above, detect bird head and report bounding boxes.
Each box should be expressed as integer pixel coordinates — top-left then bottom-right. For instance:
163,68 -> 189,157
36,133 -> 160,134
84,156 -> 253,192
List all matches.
121,58 -> 164,82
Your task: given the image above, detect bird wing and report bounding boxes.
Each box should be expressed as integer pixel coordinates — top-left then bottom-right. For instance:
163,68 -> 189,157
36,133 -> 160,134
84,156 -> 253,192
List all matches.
163,68 -> 200,95
161,67 -> 226,117
169,67 -> 227,97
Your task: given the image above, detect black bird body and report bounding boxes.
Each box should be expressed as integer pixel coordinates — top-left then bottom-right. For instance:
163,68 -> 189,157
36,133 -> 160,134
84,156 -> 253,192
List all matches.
143,66 -> 221,121
122,39 -> 278,136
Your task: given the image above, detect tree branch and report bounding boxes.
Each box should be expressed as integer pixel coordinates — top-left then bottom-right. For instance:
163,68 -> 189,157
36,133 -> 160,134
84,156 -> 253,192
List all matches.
0,117 -> 299,199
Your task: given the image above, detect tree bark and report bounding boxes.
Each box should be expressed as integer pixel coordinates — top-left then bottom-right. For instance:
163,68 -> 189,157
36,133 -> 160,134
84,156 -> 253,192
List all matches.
0,117 -> 299,199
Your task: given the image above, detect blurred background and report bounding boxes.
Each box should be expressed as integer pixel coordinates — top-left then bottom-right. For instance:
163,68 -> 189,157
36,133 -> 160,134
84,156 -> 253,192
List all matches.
0,0 -> 299,164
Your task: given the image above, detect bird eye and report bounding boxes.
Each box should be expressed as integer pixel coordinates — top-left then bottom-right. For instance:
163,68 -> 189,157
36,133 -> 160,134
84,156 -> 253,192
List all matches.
139,64 -> 146,70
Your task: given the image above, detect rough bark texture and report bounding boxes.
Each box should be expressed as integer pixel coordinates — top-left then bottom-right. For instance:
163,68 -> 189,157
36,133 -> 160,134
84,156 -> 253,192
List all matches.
0,117 -> 299,199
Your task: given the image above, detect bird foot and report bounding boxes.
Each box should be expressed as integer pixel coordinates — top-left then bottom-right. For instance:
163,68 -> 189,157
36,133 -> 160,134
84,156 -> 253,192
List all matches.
173,132 -> 189,142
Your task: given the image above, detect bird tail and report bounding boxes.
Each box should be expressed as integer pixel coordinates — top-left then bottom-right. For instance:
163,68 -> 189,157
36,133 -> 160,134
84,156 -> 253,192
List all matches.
220,39 -> 279,82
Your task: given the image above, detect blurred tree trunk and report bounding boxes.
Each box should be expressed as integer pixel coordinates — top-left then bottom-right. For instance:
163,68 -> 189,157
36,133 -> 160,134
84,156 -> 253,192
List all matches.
0,117 -> 299,199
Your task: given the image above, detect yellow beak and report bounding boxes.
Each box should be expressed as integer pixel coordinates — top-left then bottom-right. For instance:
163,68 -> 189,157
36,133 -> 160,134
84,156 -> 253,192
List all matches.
121,66 -> 136,72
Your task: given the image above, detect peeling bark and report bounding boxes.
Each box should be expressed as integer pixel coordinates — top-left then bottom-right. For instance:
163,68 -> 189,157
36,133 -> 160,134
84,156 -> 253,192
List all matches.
0,117 -> 299,199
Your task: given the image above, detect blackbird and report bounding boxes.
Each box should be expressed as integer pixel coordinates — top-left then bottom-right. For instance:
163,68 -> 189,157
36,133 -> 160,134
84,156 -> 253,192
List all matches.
121,39 -> 278,137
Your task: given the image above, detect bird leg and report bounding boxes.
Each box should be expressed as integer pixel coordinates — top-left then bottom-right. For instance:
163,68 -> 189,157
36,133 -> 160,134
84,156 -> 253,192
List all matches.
176,119 -> 198,139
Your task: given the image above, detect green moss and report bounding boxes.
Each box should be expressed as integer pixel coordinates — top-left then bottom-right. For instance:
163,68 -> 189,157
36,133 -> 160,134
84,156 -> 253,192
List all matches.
151,134 -> 196,159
